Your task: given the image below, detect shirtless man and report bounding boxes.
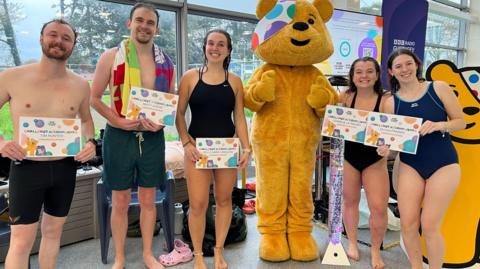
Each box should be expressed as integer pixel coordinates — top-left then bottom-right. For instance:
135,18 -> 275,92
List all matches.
90,3 -> 175,269
0,19 -> 96,269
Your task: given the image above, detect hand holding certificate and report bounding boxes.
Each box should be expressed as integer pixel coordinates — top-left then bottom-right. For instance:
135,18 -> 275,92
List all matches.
321,105 -> 423,154
364,111 -> 422,154
195,138 -> 240,169
19,117 -> 82,157
125,87 -> 179,126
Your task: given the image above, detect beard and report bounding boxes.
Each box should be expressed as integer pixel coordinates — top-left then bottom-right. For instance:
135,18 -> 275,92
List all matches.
41,41 -> 73,61
134,30 -> 154,44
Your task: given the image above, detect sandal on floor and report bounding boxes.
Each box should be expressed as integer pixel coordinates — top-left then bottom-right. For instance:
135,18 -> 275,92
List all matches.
242,199 -> 256,214
159,245 -> 193,266
174,239 -> 191,253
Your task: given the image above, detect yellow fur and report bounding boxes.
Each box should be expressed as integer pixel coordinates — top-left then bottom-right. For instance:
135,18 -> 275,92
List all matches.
244,0 -> 338,262
424,60 -> 480,267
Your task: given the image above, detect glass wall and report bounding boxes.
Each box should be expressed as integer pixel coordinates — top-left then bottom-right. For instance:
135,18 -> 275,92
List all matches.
424,11 -> 465,68
186,14 -> 258,83
187,0 -> 257,15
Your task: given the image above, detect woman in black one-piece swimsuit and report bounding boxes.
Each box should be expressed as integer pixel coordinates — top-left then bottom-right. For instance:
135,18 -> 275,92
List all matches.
175,29 -> 250,269
340,57 -> 389,269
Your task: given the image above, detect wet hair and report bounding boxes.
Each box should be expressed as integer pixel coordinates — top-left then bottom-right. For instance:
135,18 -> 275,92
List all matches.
130,2 -> 159,27
387,48 -> 425,93
40,19 -> 78,44
347,56 -> 383,95
202,29 -> 232,71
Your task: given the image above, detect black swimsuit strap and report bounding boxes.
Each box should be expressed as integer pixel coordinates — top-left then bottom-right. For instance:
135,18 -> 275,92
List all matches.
199,66 -> 204,81
350,91 -> 382,112
350,91 -> 358,108
373,92 -> 382,112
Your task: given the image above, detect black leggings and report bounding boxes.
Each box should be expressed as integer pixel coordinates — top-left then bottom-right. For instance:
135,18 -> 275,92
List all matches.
8,158 -> 77,225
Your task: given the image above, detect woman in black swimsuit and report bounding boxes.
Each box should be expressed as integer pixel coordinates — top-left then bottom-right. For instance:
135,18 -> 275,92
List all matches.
340,57 -> 389,269
176,29 -> 250,269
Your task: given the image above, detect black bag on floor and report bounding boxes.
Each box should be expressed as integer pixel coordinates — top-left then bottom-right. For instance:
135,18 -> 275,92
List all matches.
181,190 -> 247,256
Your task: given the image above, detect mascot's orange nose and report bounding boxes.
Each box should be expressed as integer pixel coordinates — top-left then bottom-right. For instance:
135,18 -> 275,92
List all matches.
293,22 -> 308,31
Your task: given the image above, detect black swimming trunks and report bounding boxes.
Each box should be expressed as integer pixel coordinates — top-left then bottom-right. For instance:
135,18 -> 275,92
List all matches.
8,158 -> 77,225
344,91 -> 383,171
188,68 -> 236,139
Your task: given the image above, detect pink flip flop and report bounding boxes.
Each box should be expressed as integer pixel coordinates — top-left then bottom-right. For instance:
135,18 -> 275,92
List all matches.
159,240 -> 193,266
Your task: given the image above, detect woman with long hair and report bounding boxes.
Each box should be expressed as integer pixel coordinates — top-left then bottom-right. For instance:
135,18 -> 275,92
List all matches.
175,29 -> 250,269
379,49 -> 465,269
340,57 -> 389,269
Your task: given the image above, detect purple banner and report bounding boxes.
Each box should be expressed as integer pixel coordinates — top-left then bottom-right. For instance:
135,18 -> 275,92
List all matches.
381,0 -> 429,88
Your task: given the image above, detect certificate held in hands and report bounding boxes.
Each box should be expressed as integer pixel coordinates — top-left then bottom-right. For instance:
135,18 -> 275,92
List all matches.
321,105 -> 370,143
125,87 -> 179,126
364,111 -> 422,154
19,117 -> 82,157
196,138 -> 240,169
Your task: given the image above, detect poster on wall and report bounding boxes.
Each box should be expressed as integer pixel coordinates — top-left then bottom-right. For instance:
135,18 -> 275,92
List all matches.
316,9 -> 383,76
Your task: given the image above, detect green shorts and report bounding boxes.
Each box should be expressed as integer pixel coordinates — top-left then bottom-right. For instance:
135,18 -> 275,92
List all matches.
102,124 -> 165,190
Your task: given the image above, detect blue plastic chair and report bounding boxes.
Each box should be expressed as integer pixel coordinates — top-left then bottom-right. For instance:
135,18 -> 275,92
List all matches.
96,171 -> 176,264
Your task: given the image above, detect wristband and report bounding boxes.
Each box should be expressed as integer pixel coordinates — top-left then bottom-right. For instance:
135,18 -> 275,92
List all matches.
183,141 -> 192,147
242,148 -> 252,153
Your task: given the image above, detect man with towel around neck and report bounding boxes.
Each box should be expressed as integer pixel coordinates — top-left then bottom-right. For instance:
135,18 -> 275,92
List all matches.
91,2 -> 175,269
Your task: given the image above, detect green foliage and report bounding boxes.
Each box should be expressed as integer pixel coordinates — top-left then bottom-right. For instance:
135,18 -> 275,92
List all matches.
0,103 -> 13,140
164,132 -> 178,142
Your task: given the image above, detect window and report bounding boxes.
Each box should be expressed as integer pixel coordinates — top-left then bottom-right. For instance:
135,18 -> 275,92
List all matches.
186,14 -> 259,83
360,0 -> 382,16
425,11 -> 466,69
187,0 -> 257,15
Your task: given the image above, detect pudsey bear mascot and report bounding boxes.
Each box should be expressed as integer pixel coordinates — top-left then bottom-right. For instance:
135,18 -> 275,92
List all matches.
244,0 -> 338,262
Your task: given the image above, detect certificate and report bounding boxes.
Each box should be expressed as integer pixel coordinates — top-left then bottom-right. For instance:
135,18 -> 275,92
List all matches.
195,138 -> 240,169
321,105 -> 370,143
19,117 -> 82,157
125,87 -> 179,126
364,111 -> 422,154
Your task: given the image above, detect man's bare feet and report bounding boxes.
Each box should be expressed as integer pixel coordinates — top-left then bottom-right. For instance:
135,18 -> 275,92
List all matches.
193,251 -> 207,269
144,254 -> 164,269
371,249 -> 385,269
347,243 -> 360,261
213,247 -> 227,269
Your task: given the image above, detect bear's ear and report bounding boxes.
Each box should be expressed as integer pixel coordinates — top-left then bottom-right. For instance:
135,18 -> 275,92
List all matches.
313,0 -> 334,22
426,60 -> 458,81
256,0 -> 278,19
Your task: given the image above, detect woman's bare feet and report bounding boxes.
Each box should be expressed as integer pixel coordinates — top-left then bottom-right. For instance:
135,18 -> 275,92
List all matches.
371,249 -> 385,269
347,243 -> 360,261
193,251 -> 207,269
213,247 -> 228,269
112,258 -> 125,269
143,254 -> 164,269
